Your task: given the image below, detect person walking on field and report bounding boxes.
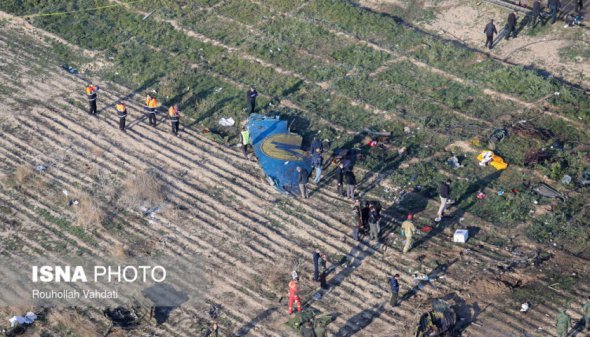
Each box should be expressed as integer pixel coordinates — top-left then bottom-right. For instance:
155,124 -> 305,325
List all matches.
145,94 -> 158,126
344,169 -> 356,200
368,203 -> 381,242
352,200 -> 363,241
319,254 -> 329,290
311,148 -> 323,184
288,272 -> 302,314
484,19 -> 497,49
548,0 -> 561,24
506,11 -> 518,40
168,104 -> 180,136
402,214 -> 416,254
115,102 -> 127,132
556,310 -> 571,337
436,179 -> 451,222
247,86 -> 258,114
583,296 -> 590,331
240,126 -> 251,158
297,166 -> 309,199
389,274 -> 400,307
85,83 -> 99,115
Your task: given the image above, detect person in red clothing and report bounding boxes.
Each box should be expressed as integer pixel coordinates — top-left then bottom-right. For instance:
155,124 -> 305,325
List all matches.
288,272 -> 302,314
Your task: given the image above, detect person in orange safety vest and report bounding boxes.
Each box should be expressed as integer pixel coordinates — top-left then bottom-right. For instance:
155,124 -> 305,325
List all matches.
168,104 -> 180,136
85,84 -> 99,115
288,272 -> 302,314
115,102 -> 127,132
145,94 -> 158,126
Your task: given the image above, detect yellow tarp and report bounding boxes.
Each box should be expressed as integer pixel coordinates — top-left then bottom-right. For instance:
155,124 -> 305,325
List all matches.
477,151 -> 508,170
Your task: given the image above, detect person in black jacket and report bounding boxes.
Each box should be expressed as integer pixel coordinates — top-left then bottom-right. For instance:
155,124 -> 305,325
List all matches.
313,249 -> 321,282
319,254 -> 329,289
548,0 -> 561,24
344,170 -> 356,200
531,1 -> 542,27
246,86 -> 258,114
297,166 -> 309,199
436,179 -> 451,222
506,11 -> 518,40
484,19 -> 498,49
577,0 -> 584,14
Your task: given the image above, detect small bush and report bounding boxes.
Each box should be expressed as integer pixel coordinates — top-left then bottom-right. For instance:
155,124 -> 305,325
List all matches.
119,170 -> 165,210
13,164 -> 34,187
75,194 -> 105,229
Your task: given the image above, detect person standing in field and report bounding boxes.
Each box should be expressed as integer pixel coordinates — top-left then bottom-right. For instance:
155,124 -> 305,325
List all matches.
531,1 -> 542,27
582,296 -> 590,331
436,179 -> 451,222
556,310 -> 571,337
288,272 -> 302,314
313,248 -> 321,282
115,102 -> 127,132
319,254 -> 329,290
336,163 -> 345,196
484,19 -> 497,49
310,136 -> 323,154
402,214 -> 416,254
145,94 -> 158,127
311,148 -> 323,184
368,203 -> 381,242
344,169 -> 356,200
506,11 -> 518,40
168,104 -> 180,136
85,83 -> 99,115
240,126 -> 251,158
389,274 -> 400,307
548,0 -> 561,24
297,166 -> 309,199
247,86 -> 258,114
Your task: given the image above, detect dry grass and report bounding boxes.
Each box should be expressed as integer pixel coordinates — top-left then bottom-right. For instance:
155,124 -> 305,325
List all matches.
119,170 -> 165,210
75,194 -> 105,229
260,255 -> 310,295
46,308 -> 107,337
12,164 -> 34,187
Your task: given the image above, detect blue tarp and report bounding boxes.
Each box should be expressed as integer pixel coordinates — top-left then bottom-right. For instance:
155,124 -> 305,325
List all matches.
247,114 -> 312,195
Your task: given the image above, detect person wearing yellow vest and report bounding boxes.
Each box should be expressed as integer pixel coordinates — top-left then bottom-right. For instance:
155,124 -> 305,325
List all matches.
115,102 -> 127,132
168,104 -> 180,136
85,84 -> 99,115
240,126 -> 251,158
145,94 -> 159,126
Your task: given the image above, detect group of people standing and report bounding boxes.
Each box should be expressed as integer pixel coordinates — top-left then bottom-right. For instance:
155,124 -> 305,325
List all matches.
84,84 -> 181,136
483,0 -> 584,50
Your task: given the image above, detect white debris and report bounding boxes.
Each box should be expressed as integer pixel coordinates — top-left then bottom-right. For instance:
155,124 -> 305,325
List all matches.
35,164 -> 47,172
520,302 -> 530,312
9,312 -> 37,327
218,117 -> 235,126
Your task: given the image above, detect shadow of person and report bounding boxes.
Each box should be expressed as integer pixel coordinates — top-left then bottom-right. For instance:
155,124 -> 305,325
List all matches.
332,302 -> 386,337
235,307 -> 278,336
142,283 -> 189,325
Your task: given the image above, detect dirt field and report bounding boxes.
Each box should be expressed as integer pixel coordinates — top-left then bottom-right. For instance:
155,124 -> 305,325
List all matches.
1,2 -> 590,337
